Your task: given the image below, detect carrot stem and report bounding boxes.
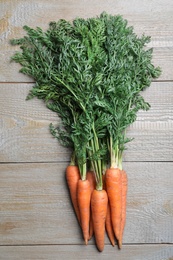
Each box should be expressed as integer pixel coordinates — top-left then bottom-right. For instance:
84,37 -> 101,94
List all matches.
90,123 -> 103,191
81,162 -> 87,181
77,147 -> 87,181
70,151 -> 76,166
110,136 -> 117,168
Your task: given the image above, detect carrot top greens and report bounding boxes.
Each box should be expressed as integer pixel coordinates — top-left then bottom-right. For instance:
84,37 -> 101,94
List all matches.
11,12 -> 161,190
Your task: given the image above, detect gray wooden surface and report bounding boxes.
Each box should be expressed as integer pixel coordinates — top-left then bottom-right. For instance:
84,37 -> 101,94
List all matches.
0,0 -> 173,259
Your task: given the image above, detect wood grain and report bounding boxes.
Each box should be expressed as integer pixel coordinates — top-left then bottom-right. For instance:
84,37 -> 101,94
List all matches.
0,162 -> 173,245
0,0 -> 173,258
0,245 -> 173,260
0,82 -> 173,162
0,0 -> 173,82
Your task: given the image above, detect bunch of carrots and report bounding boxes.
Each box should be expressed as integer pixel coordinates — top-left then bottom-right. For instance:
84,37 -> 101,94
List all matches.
63,105 -> 129,251
11,12 -> 161,252
66,155 -> 127,251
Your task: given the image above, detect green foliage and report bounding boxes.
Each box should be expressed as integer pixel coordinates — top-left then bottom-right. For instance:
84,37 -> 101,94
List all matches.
10,12 -> 161,182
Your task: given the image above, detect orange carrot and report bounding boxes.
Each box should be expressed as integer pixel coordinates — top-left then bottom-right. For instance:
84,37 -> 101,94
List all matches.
106,202 -> 115,246
102,174 -> 106,190
91,189 -> 108,252
105,167 -> 122,241
87,171 -> 96,192
87,171 -> 96,240
77,179 -> 91,245
88,214 -> 94,240
102,174 -> 115,247
66,165 -> 81,223
118,169 -> 128,249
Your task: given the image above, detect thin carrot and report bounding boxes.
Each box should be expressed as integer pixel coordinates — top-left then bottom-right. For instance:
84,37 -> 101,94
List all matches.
66,165 -> 81,224
105,167 -> 122,241
118,169 -> 128,249
102,174 -> 115,247
87,171 -> 96,240
106,202 -> 115,246
88,213 -> 94,240
77,179 -> 91,245
91,189 -> 108,252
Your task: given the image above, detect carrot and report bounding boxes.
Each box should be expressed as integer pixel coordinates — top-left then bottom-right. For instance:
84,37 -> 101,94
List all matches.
102,174 -> 115,247
118,169 -> 128,249
87,171 -> 96,192
105,167 -> 122,241
102,174 -> 106,191
87,171 -> 96,240
77,179 -> 91,245
66,165 -> 81,224
91,189 -> 108,252
88,213 -> 94,240
106,202 -> 115,247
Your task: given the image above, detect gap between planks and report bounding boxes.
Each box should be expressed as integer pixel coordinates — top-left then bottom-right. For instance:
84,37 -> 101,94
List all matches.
1,80 -> 172,84
0,243 -> 173,247
0,161 -> 173,165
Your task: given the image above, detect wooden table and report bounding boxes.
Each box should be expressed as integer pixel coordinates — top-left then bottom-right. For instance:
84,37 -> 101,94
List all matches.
0,1 -> 173,259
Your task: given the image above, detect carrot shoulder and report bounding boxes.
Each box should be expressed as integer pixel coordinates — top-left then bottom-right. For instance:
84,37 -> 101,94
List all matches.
105,167 -> 122,241
77,179 -> 91,245
66,165 -> 81,224
91,189 -> 108,252
118,170 -> 128,249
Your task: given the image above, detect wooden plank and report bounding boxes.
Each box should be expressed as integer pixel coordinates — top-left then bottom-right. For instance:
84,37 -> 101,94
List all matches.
1,0 -> 173,37
0,82 -> 173,162
0,162 -> 173,245
0,83 -> 70,162
0,245 -> 173,260
0,0 -> 173,82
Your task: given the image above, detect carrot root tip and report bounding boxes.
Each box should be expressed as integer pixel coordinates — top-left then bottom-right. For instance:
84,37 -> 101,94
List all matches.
88,234 -> 93,240
118,240 -> 122,249
97,246 -> 104,252
85,239 -> 88,245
